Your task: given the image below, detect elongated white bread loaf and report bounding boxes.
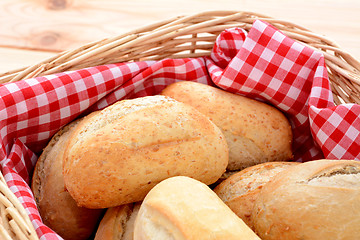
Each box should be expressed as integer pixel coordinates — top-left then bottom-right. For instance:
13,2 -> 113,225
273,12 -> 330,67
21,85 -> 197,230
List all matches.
214,161 -> 299,229
31,117 -> 103,240
133,176 -> 261,240
161,81 -> 293,170
252,159 -> 360,240
95,202 -> 141,240
63,95 -> 228,208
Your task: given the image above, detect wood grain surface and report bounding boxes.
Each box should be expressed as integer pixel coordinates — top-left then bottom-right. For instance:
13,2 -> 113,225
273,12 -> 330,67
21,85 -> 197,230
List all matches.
1,0 -> 359,73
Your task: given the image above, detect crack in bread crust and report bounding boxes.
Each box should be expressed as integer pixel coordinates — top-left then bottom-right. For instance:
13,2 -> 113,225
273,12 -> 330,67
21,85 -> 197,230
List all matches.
73,96 -> 176,147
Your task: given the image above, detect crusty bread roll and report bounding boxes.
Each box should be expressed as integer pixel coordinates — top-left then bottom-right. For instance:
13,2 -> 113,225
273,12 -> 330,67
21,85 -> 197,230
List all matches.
95,202 -> 141,240
161,81 -> 293,170
252,159 -> 360,240
134,176 -> 261,240
31,117 -> 103,240
63,95 -> 228,209
214,161 -> 299,229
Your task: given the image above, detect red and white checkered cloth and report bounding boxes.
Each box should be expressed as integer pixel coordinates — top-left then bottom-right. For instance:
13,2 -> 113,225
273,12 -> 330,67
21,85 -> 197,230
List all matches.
0,20 -> 359,239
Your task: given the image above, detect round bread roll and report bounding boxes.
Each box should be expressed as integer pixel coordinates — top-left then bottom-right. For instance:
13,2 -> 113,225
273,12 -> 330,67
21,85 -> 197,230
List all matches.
161,81 -> 293,170
95,202 -> 141,240
134,176 -> 261,240
31,117 -> 103,240
252,159 -> 360,240
63,95 -> 228,209
214,161 -> 300,229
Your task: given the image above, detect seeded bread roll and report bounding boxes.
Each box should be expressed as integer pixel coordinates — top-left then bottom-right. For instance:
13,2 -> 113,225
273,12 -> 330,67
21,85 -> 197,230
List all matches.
214,161 -> 299,229
31,117 -> 103,240
63,95 -> 228,209
134,176 -> 261,240
161,81 -> 293,170
95,202 -> 141,240
252,159 -> 360,240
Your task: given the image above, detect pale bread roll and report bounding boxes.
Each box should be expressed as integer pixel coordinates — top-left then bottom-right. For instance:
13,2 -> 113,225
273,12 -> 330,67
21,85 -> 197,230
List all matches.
161,81 -> 293,170
63,95 -> 228,208
214,161 -> 299,229
31,117 -> 103,240
134,176 -> 261,240
252,159 -> 360,240
95,202 -> 141,240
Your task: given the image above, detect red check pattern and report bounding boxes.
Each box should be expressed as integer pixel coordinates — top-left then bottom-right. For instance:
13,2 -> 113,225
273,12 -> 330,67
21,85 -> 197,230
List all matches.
0,20 -> 359,239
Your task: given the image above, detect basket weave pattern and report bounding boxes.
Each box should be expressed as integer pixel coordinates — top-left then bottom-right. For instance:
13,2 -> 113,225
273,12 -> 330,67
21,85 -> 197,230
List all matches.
0,172 -> 38,240
0,11 -> 359,105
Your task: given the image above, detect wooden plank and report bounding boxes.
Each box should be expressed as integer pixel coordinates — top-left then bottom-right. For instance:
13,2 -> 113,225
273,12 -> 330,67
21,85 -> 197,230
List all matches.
0,47 -> 56,74
0,0 -> 359,73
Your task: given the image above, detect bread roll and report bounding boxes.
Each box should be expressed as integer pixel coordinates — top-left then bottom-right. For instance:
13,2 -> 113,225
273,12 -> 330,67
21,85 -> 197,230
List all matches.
252,159 -> 360,240
134,176 -> 261,240
31,117 -> 103,240
214,161 -> 299,229
63,95 -> 228,208
161,81 -> 293,170
95,202 -> 141,240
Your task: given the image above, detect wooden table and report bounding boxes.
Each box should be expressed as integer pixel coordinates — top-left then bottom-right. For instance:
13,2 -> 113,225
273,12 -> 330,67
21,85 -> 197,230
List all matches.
1,0 -> 359,74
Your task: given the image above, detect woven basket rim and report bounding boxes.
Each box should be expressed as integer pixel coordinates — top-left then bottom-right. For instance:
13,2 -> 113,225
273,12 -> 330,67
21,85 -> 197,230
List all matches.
0,10 -> 360,240
0,10 -> 359,105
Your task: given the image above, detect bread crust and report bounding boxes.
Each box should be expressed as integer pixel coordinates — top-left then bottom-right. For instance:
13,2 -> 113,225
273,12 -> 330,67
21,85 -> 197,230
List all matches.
252,159 -> 360,240
133,176 -> 261,240
161,81 -> 293,170
94,202 -> 141,240
63,95 -> 229,208
214,161 -> 299,229
31,117 -> 103,240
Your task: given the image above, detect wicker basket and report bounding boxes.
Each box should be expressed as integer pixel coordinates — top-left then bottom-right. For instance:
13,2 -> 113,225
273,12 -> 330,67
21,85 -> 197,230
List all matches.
0,10 -> 359,239
0,171 -> 39,240
1,11 -> 360,104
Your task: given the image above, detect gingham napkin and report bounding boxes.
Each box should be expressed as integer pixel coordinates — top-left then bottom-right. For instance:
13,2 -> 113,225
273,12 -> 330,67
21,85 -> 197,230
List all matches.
0,20 -> 359,239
